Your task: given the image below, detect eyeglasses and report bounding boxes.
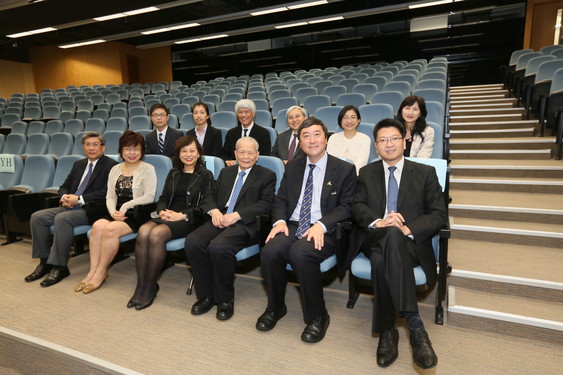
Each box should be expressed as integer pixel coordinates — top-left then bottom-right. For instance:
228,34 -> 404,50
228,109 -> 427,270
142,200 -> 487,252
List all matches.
151,113 -> 168,118
376,137 -> 403,145
342,115 -> 358,121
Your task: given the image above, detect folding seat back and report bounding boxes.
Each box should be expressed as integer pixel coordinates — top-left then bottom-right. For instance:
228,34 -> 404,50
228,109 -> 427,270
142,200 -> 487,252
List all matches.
23,133 -> 49,155
211,111 -> 238,129
47,132 -> 74,158
4,133 -> 27,154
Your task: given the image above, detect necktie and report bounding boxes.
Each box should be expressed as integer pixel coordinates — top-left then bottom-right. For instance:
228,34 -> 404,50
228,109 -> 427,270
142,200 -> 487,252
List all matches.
243,128 -> 248,137
296,164 -> 315,238
158,132 -> 164,154
74,163 -> 93,197
387,166 -> 398,213
287,133 -> 297,161
226,171 -> 246,214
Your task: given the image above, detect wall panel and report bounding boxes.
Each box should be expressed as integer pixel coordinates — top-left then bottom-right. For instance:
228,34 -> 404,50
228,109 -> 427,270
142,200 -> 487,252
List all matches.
0,60 -> 36,97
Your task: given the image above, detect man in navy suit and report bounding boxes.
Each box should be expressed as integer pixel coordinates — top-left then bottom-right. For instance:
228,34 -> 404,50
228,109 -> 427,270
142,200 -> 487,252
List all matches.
350,118 -> 447,369
145,103 -> 183,157
221,99 -> 271,165
25,132 -> 117,287
256,117 -> 356,343
185,137 -> 276,321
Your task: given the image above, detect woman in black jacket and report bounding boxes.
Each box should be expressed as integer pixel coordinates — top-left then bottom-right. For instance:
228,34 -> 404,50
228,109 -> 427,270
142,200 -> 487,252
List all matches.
128,135 -> 214,310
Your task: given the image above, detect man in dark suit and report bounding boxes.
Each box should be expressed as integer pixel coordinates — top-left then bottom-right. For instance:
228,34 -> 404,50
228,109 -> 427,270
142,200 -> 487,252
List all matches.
271,105 -> 306,163
220,99 -> 271,165
184,136 -> 276,321
256,117 -> 356,343
25,132 -> 118,287
145,103 -> 184,157
350,118 -> 447,369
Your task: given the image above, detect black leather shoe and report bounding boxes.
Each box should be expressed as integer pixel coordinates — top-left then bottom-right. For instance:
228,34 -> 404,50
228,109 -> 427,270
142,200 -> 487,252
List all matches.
216,301 -> 234,321
40,266 -> 70,287
410,328 -> 438,369
256,305 -> 287,331
25,263 -> 52,282
376,328 -> 399,367
191,298 -> 215,315
135,284 -> 159,311
301,313 -> 330,343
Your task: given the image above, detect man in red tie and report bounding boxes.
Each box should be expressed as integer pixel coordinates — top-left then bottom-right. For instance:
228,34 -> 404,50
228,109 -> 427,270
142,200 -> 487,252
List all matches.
271,106 -> 307,163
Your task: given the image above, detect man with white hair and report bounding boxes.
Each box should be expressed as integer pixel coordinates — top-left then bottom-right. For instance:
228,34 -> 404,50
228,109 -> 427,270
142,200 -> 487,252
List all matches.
221,99 -> 271,165
272,106 -> 307,163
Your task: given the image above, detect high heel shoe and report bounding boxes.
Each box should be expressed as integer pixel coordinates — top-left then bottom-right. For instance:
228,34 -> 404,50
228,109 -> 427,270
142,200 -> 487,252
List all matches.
82,274 -> 109,294
74,282 -> 87,292
135,284 -> 159,311
127,298 -> 139,308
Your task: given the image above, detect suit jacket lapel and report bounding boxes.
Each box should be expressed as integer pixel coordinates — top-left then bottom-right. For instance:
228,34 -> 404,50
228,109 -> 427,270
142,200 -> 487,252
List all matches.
235,166 -> 256,205
320,156 -> 336,213
373,161 -> 387,215
398,160 -> 414,210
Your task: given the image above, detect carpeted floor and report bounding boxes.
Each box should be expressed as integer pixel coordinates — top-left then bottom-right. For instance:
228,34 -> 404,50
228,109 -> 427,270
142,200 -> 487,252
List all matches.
0,239 -> 561,375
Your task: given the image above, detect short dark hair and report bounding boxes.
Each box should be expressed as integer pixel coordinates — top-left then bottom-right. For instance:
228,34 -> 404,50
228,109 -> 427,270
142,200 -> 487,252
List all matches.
192,102 -> 212,126
374,118 -> 406,139
173,135 -> 204,172
337,105 -> 361,129
81,131 -> 105,145
150,103 -> 169,115
297,117 -> 328,140
118,130 -> 146,159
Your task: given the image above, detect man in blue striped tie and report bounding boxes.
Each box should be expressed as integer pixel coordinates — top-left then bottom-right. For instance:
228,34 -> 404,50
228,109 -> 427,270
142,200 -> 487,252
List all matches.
257,117 -> 356,343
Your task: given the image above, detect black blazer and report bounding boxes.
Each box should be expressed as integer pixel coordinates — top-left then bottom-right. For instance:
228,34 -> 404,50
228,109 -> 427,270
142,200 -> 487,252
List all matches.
200,164 -> 276,240
221,123 -> 271,161
186,125 -> 222,157
156,167 -> 214,222
349,159 -> 447,283
145,127 -> 184,157
272,154 -> 356,237
272,130 -> 304,161
58,155 -> 118,203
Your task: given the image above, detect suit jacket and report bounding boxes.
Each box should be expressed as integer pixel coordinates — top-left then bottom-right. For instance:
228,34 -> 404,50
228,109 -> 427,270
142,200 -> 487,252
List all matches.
156,167 -> 214,217
186,125 -> 222,157
272,154 -> 356,241
145,127 -> 184,157
409,125 -> 434,158
350,158 -> 447,283
200,164 -> 276,240
221,123 -> 271,161
58,155 -> 118,204
272,130 -> 304,160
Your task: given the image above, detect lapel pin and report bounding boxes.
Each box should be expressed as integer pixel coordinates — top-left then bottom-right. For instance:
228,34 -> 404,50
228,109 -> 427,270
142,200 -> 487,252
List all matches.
327,181 -> 332,186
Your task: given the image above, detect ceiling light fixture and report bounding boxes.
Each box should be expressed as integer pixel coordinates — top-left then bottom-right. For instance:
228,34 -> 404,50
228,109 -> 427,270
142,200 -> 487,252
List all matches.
250,7 -> 288,16
287,0 -> 328,10
7,27 -> 56,39
275,16 -> 343,29
308,16 -> 344,24
409,0 -> 452,9
59,39 -> 106,49
94,6 -> 159,21
141,23 -> 200,35
275,21 -> 308,29
175,34 -> 229,44
250,1 -> 328,16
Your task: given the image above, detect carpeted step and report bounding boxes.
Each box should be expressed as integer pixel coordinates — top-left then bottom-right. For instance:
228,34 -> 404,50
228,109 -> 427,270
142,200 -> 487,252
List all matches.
450,107 -> 525,117
450,176 -> 563,194
450,137 -> 555,151
449,149 -> 551,159
450,128 -> 535,138
450,113 -> 524,123
449,120 -> 538,130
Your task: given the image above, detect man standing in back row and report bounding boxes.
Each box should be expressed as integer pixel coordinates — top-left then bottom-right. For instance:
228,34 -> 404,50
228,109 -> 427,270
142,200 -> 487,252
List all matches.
350,118 -> 447,370
145,103 -> 183,158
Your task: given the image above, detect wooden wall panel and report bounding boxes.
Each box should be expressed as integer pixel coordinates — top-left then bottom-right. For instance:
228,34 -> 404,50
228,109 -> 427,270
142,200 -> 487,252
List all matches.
0,60 -> 36,97
524,0 -> 562,50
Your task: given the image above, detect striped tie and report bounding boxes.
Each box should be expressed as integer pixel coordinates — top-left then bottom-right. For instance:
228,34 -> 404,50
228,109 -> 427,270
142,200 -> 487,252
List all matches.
387,166 -> 398,213
226,171 -> 246,214
158,132 -> 164,154
295,164 -> 315,238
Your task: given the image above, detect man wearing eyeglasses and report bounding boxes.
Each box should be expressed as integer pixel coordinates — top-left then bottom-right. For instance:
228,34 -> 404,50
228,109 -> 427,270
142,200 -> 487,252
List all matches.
145,103 -> 183,157
350,118 -> 447,370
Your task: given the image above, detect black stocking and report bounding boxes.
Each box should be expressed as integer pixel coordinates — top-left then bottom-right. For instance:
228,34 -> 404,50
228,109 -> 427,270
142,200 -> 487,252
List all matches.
139,224 -> 172,300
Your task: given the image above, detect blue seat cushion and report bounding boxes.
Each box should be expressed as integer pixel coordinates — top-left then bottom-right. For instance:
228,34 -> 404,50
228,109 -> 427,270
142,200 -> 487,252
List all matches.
351,252 -> 427,285
286,253 -> 337,272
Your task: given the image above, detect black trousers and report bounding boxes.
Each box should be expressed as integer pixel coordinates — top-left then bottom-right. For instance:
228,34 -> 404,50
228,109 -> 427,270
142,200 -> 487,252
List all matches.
261,223 -> 335,323
361,226 -> 420,334
184,221 -> 252,303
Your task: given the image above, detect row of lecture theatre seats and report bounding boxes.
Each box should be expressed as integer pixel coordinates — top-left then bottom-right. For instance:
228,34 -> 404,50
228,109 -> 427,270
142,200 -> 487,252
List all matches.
501,45 -> 563,158
0,58 -> 452,323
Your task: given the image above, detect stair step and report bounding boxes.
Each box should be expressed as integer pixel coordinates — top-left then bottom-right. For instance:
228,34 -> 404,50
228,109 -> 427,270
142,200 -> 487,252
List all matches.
449,204 -> 563,224
450,189 -> 562,211
450,222 -> 562,248
450,114 -> 523,122
448,286 -> 563,344
450,163 -> 563,178
449,120 -> 538,130
450,137 -> 555,150
449,149 -> 551,159
450,84 -> 505,90
450,128 -> 535,138
450,177 -> 563,193
449,93 -> 508,101
450,102 -> 515,110
450,89 -> 509,97
450,107 -> 525,116
450,98 -> 517,106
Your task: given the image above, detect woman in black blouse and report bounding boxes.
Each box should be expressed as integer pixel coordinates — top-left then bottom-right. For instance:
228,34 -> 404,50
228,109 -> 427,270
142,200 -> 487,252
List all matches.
128,135 -> 214,310
186,102 -> 222,157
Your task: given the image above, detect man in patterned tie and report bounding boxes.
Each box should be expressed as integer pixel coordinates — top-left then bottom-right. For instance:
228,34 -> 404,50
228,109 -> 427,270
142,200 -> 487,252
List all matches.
145,103 -> 183,157
271,106 -> 307,163
25,132 -> 117,287
256,117 -> 356,343
184,137 -> 276,321
349,118 -> 447,370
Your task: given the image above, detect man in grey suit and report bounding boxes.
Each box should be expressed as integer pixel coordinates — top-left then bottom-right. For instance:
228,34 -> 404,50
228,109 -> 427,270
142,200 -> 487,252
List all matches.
271,106 -> 307,163
145,103 -> 183,157
25,132 -> 117,287
350,118 -> 447,369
